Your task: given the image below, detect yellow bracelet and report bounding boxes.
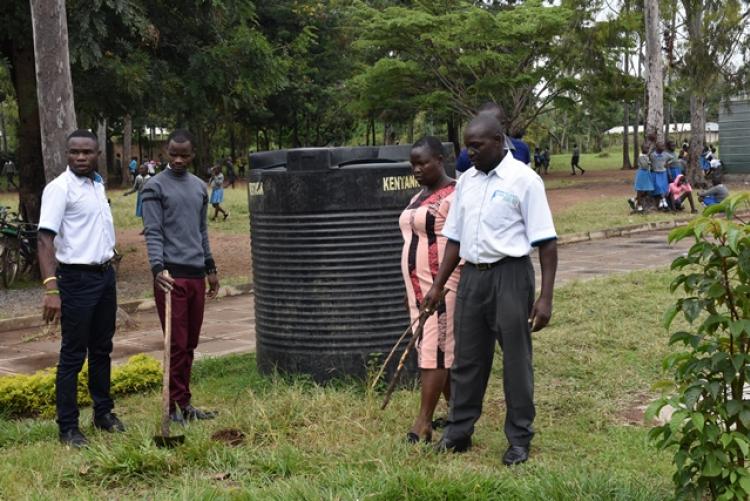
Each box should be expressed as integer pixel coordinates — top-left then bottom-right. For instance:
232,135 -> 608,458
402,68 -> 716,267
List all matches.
42,276 -> 57,286
44,289 -> 60,295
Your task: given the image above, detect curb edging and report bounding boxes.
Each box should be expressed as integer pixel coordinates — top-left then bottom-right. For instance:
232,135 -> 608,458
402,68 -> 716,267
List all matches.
0,283 -> 254,335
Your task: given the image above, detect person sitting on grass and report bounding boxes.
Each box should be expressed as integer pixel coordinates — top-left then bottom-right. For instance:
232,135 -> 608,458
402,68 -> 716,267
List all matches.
698,175 -> 729,206
667,174 -> 698,213
209,165 -> 229,221
628,143 -> 653,213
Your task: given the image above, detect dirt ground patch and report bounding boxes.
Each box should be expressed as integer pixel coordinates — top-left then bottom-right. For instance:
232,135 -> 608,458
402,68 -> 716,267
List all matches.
544,168 -> 635,213
115,229 -> 252,298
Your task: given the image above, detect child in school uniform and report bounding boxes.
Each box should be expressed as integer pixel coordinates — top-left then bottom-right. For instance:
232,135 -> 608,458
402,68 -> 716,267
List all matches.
629,143 -> 653,212
123,164 -> 151,219
650,141 -> 670,210
209,165 -> 229,221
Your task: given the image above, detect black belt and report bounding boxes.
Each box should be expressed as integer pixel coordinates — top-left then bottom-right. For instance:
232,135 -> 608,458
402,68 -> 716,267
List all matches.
59,260 -> 113,273
467,256 -> 526,270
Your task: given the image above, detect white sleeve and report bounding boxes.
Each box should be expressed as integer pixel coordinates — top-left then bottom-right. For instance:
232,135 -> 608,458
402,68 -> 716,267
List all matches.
441,180 -> 462,242
38,182 -> 67,234
521,177 -> 557,245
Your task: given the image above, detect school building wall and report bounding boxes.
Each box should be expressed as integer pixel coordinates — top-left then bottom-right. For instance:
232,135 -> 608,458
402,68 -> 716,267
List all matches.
719,98 -> 750,174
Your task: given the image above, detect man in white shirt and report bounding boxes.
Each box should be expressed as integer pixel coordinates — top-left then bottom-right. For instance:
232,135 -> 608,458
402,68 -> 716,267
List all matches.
424,114 -> 558,466
37,129 -> 124,448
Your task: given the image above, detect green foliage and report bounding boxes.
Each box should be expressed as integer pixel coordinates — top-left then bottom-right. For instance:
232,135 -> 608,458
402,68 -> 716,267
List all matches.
647,193 -> 750,500
0,354 -> 161,419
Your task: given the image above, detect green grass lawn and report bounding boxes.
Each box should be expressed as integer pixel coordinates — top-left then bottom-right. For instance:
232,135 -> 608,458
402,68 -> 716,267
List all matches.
549,148 -> 627,173
110,183 -> 250,235
0,269 -> 679,499
553,198 -> 693,235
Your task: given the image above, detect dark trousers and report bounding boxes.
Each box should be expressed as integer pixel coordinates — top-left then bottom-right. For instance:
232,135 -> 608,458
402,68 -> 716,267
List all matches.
154,277 -> 206,412
571,157 -> 582,173
445,256 -> 536,446
56,266 -> 117,432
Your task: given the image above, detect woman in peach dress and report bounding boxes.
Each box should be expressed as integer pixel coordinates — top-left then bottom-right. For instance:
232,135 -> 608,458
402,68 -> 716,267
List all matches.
399,136 -> 461,443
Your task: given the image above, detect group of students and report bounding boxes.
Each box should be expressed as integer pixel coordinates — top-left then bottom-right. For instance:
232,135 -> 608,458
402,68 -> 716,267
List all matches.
630,139 -> 729,213
39,129 -> 220,448
122,158 -> 232,227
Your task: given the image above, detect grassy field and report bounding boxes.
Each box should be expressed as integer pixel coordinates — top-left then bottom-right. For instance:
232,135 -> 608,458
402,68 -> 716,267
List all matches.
547,149 -> 627,173
0,269 -> 679,499
553,198 -> 690,235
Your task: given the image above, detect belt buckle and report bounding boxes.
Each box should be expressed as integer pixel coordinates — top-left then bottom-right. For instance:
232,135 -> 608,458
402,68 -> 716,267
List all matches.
476,262 -> 492,271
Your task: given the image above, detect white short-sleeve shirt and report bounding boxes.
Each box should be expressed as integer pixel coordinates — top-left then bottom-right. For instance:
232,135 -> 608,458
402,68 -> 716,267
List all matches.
442,151 -> 556,264
38,167 -> 116,265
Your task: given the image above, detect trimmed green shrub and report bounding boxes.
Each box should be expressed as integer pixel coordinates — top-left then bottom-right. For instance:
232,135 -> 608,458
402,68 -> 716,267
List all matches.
648,194 -> 750,500
0,354 -> 161,418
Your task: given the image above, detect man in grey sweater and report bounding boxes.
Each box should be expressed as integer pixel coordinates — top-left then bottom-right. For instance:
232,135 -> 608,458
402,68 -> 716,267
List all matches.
141,129 -> 220,423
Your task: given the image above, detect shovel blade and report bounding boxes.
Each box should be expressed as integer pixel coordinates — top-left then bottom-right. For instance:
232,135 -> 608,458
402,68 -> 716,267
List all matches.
153,434 -> 185,448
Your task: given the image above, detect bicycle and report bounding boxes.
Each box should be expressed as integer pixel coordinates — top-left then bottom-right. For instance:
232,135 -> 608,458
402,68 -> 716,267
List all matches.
0,209 -> 38,288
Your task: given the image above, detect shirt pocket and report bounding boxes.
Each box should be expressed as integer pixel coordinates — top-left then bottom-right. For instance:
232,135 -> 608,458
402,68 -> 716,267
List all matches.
485,189 -> 521,231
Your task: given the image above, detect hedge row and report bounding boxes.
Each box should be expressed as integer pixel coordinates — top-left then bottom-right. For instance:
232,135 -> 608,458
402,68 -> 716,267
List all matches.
0,354 -> 161,418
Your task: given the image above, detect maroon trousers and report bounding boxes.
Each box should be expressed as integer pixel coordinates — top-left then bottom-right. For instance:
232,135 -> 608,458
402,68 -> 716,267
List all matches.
155,277 -> 205,411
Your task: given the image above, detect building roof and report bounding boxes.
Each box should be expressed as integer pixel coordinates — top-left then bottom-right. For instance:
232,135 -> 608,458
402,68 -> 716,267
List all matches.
605,122 -> 719,135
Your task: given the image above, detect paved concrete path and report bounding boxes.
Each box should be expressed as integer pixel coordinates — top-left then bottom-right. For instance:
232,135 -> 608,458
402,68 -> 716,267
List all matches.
0,229 -> 690,375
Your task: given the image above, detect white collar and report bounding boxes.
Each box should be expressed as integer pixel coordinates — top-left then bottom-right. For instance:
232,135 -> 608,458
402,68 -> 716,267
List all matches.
469,151 -> 515,179
66,166 -> 95,185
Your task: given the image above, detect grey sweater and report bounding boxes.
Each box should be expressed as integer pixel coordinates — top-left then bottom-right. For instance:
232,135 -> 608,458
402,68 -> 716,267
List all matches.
141,168 -> 215,278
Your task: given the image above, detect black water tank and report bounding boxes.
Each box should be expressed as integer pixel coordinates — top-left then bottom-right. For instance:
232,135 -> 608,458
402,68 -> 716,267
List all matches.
248,144 -> 455,382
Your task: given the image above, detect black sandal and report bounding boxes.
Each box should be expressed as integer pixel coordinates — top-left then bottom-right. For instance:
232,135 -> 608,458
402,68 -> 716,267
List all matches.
406,431 -> 432,444
432,417 -> 448,429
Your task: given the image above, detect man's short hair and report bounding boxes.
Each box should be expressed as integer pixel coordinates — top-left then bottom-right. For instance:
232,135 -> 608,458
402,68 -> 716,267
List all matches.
67,129 -> 98,145
412,136 -> 445,158
477,101 -> 506,123
466,114 -> 504,139
167,129 -> 195,145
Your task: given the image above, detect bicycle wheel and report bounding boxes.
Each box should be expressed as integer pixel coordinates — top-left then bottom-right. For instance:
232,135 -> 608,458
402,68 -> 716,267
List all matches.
2,245 -> 20,288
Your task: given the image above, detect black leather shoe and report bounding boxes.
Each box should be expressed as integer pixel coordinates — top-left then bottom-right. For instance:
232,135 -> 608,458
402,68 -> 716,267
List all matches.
502,445 -> 529,466
93,412 -> 125,433
182,404 -> 217,421
59,428 -> 88,448
434,435 -> 471,453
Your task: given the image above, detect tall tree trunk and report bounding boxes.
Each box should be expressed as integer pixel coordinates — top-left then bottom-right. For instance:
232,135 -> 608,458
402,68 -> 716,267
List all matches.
97,118 -> 107,183
0,108 -> 7,153
683,2 -> 707,185
9,33 -> 45,223
30,0 -> 77,182
633,40 -> 643,160
664,6 -> 677,141
622,104 -> 631,169
622,0 -> 632,169
644,0 -> 664,147
122,114 -> 132,187
687,94 -> 705,185
447,116 -> 459,155
229,123 -> 237,158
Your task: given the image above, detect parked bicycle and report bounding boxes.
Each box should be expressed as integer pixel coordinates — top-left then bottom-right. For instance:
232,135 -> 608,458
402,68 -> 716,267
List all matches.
0,207 -> 38,288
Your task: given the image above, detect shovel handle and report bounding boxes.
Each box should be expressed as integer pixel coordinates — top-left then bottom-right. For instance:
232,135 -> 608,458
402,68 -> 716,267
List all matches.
161,271 -> 172,438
